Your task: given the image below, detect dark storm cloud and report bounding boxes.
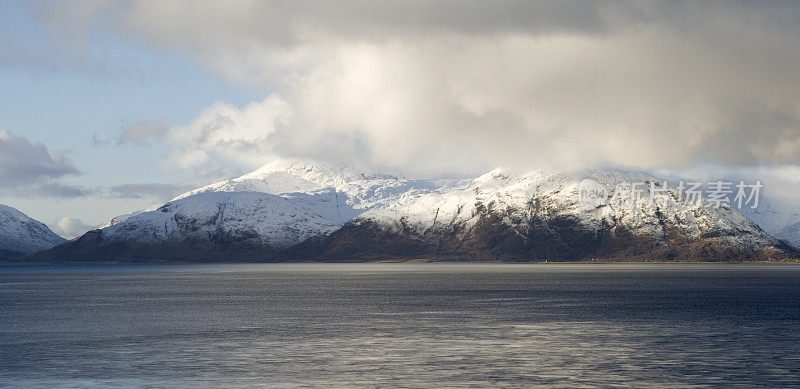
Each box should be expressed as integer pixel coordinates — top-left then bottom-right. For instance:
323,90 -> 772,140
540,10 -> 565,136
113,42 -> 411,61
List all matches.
0,131 -> 90,198
28,183 -> 94,198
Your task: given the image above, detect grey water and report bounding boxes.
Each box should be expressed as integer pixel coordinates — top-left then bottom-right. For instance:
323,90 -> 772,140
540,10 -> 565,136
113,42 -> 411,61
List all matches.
1,263 -> 800,388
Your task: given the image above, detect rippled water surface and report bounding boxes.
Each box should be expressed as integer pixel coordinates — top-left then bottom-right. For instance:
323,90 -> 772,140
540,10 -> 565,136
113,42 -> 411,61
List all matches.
2,263 -> 800,387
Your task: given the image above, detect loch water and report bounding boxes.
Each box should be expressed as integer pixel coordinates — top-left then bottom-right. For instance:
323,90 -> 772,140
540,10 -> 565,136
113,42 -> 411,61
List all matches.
2,263 -> 799,387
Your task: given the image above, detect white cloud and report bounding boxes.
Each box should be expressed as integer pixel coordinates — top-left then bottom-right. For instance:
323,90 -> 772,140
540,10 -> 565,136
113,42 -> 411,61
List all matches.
50,216 -> 93,239
165,96 -> 292,171
37,1 -> 800,177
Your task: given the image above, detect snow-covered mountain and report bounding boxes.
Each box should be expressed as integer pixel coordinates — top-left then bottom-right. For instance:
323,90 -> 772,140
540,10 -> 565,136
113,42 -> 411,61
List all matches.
0,204 -> 65,261
312,168 -> 793,261
35,159 -> 465,262
33,159 -> 797,262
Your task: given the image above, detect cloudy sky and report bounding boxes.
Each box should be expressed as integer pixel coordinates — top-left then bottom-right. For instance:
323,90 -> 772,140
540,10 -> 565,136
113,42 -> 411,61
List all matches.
2,0 -> 800,237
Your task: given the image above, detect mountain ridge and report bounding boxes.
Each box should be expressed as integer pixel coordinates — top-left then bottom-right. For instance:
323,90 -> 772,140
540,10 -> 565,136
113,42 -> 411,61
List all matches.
29,159 -> 799,263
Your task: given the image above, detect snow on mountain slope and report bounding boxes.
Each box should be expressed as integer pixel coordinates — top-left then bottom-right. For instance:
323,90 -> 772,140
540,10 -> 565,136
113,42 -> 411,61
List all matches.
776,222 -> 800,249
0,204 -> 65,260
33,159 -> 797,262
363,168 -> 768,243
738,201 -> 800,237
119,158 -> 467,248
100,190 -> 357,249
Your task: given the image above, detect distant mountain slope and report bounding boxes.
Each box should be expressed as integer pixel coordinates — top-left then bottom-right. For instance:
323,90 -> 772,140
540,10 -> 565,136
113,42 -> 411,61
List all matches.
0,204 -> 65,261
31,159 -> 797,263
775,222 -> 800,250
739,202 -> 800,241
311,169 -> 792,261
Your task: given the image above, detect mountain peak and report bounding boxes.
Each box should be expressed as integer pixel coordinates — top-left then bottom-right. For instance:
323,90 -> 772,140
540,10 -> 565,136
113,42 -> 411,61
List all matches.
174,157 -> 399,200
245,157 -> 399,185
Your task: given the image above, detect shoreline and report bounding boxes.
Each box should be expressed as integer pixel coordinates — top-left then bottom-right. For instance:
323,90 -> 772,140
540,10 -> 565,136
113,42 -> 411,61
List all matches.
3,259 -> 800,266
